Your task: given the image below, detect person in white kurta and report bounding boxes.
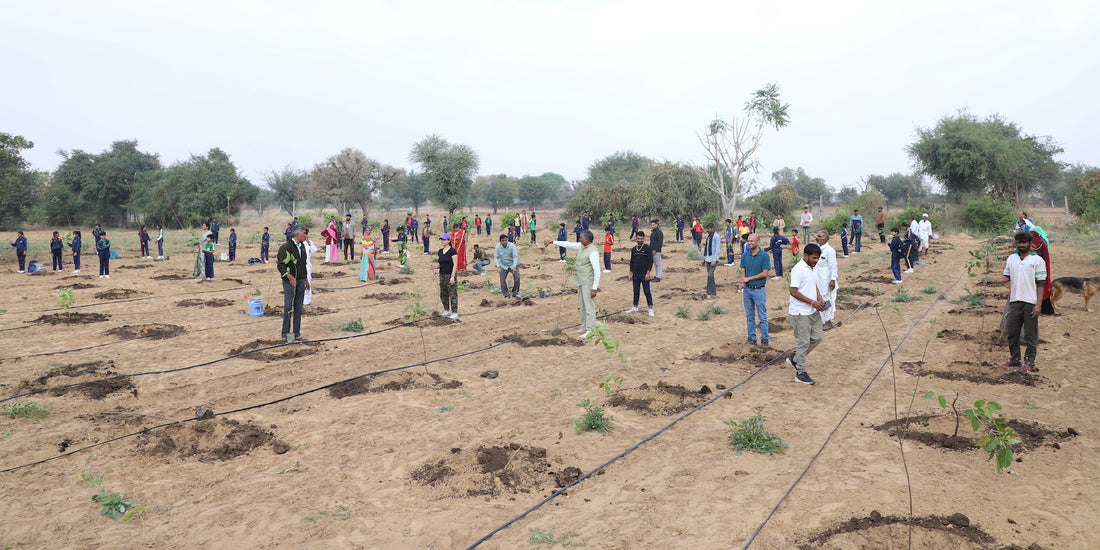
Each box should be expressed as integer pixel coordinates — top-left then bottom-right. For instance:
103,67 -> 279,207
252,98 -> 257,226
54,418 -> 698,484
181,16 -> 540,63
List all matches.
303,235 -> 318,306
814,230 -> 838,328
918,214 -> 932,253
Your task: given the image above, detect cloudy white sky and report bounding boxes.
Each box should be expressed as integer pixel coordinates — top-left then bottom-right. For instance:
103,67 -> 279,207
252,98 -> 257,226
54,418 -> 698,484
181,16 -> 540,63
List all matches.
4,0 -> 1097,194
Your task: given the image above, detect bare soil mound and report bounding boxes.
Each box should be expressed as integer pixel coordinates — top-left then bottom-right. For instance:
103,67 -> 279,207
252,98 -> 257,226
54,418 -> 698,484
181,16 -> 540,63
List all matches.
32,312 -> 110,325
53,283 -> 96,290
93,289 -> 151,300
874,413 -> 1076,452
899,360 -> 1044,386
328,372 -> 461,399
500,333 -> 585,347
410,443 -> 579,498
227,339 -> 324,361
360,292 -> 410,301
606,381 -> 711,415
104,323 -> 185,340
20,360 -> 137,400
798,511 -> 1000,549
134,418 -> 290,461
152,274 -> 190,280
176,298 -> 235,307
263,305 -> 334,317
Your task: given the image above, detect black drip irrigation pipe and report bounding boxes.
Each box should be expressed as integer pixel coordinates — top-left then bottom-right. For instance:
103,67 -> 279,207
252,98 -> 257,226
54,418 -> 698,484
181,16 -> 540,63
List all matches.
740,270 -> 968,549
465,294 -> 881,549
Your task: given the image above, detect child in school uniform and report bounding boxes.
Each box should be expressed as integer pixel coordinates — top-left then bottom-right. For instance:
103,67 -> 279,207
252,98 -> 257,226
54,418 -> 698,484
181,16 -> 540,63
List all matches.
202,234 -> 215,280
50,231 -> 64,271
228,228 -> 237,261
840,222 -> 850,257
155,224 -> 164,259
70,230 -> 82,273
888,227 -> 903,283
97,231 -> 112,278
602,226 -> 614,273
138,226 -> 151,259
260,227 -> 270,263
10,231 -> 28,273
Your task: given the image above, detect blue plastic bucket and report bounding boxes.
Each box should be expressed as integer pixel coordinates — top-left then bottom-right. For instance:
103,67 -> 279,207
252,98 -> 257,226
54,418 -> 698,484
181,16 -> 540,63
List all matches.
248,299 -> 264,317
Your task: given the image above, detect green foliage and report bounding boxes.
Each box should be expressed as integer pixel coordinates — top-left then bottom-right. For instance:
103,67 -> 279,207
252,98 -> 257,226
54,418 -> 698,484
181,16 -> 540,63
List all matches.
954,288 -> 985,307
409,135 -> 480,214
745,82 -> 791,130
2,401 -> 48,419
129,147 -> 258,228
598,374 -> 623,396
921,285 -> 938,295
866,173 -> 927,206
685,247 -> 703,261
924,392 -> 1020,472
56,287 -> 75,310
564,182 -> 630,229
700,212 -> 720,230
964,243 -> 997,276
675,304 -> 691,319
891,288 -> 920,302
335,318 -> 364,332
574,399 -> 612,434
696,310 -> 711,321
309,148 -> 404,215
751,183 -> 801,220
53,140 -> 161,226
499,211 -> 518,229
963,198 -> 1018,235
474,174 -> 517,213
909,111 -> 1063,201
585,150 -> 655,188
820,207 -> 852,236
263,166 -> 308,215
404,291 -> 426,323
1067,168 -> 1100,223
725,409 -> 787,455
517,174 -> 557,208
93,489 -> 145,521
704,303 -> 725,315
398,265 -> 414,275
886,207 -> 929,234
586,321 -> 628,365
295,213 -> 314,229
0,132 -> 34,204
772,167 -> 830,203
626,162 -> 716,221
529,527 -> 587,548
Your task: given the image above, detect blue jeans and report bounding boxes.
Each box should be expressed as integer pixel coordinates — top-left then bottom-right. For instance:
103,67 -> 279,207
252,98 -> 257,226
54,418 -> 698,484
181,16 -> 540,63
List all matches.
471,259 -> 490,274
705,263 -> 717,295
743,286 -> 769,340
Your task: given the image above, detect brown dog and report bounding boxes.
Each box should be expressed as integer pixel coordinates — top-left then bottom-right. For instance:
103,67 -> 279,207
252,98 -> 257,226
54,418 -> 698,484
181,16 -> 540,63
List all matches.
1051,276 -> 1100,312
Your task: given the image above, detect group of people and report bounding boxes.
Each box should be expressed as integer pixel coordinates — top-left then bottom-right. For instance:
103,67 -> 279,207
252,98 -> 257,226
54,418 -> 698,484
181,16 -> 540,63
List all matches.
8,223 -> 158,279
886,213 -> 934,283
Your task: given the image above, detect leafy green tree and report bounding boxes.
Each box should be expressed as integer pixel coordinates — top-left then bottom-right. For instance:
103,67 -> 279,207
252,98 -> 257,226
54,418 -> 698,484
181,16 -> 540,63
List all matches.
264,165 -> 308,215
517,175 -> 556,208
250,188 -> 278,218
473,174 -> 517,213
771,167 -> 831,204
751,183 -> 801,220
1050,164 -> 1098,207
409,135 -> 479,214
697,83 -> 790,218
565,182 -> 630,226
134,148 -> 258,228
627,162 -> 715,220
908,111 -> 1063,202
1067,168 -> 1100,223
865,173 -> 926,206
836,186 -> 860,204
0,132 -> 34,202
585,151 -> 654,188
395,171 -> 431,214
53,140 -> 161,226
1,170 -> 45,229
310,148 -> 404,215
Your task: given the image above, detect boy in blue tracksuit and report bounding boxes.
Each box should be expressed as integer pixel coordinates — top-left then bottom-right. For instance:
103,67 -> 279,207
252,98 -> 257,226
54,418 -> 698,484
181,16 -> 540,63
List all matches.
840,223 -> 849,257
97,231 -> 112,278
763,227 -> 789,279
10,231 -> 28,272
228,228 -> 237,261
70,230 -> 82,273
139,225 -> 151,258
573,221 -> 583,242
557,223 -> 568,261
888,227 -> 903,283
261,227 -> 270,263
50,231 -> 64,271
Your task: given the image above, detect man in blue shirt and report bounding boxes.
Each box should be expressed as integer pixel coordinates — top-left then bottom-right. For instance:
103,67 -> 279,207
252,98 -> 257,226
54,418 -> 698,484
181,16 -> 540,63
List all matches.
849,209 -> 864,252
494,234 -> 520,299
211,218 -> 221,244
739,233 -> 773,348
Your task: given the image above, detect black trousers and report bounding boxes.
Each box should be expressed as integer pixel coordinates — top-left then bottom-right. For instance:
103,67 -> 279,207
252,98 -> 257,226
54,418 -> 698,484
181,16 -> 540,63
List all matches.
1004,300 -> 1039,364
343,238 -> 355,260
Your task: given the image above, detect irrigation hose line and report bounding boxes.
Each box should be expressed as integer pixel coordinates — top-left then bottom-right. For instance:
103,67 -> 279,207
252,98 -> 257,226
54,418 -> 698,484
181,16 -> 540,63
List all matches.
0,271 -> 751,474
740,269 -> 969,549
465,293 -> 880,549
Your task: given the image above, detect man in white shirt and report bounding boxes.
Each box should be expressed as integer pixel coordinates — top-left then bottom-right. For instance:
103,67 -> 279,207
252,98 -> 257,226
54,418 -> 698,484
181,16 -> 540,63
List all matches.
799,208 -> 814,241
787,243 -> 827,385
546,231 -> 602,337
918,214 -> 932,253
985,231 -> 1047,370
814,230 -> 839,329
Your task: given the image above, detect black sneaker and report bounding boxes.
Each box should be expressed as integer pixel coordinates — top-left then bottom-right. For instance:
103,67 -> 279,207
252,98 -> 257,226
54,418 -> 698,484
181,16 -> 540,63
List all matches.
786,356 -> 798,370
795,372 -> 815,385
761,339 -> 770,349
744,338 -> 757,346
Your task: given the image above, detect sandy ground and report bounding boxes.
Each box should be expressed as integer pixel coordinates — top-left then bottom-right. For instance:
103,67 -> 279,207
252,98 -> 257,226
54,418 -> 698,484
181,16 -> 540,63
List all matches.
1,210 -> 1097,549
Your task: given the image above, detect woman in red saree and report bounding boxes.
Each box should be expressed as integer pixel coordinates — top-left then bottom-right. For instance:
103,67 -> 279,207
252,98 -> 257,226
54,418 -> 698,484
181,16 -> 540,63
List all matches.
452,226 -> 468,270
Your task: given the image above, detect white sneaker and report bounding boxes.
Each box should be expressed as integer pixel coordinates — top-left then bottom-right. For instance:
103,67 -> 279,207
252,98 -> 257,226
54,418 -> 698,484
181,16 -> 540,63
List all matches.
157,256 -> 163,259
771,276 -> 781,280
602,269 -> 611,273
105,275 -> 111,278
648,309 -> 655,317
442,311 -> 451,317
582,331 -> 592,338
627,307 -> 639,313
449,313 -> 459,320
724,263 -> 735,267
843,255 -> 849,258
72,270 -> 80,273
904,269 -> 914,273
893,280 -> 903,284
18,270 -> 25,273
98,275 -> 103,278
559,259 -> 566,263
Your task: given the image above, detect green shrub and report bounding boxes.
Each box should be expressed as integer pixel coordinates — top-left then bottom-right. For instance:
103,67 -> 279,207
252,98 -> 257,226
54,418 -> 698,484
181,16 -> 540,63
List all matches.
700,212 -> 720,231
499,212 -> 518,230
3,402 -> 48,419
820,207 -> 851,236
963,199 -> 1015,234
574,399 -> 612,434
726,409 -> 787,455
296,213 -> 314,229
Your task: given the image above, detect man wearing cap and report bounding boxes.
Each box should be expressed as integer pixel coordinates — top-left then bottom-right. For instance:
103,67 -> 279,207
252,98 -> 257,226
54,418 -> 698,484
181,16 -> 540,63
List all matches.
918,213 -> 932,253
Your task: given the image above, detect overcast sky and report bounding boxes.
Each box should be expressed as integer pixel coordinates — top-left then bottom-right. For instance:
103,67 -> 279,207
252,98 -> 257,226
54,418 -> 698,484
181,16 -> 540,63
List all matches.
4,0 -> 1097,195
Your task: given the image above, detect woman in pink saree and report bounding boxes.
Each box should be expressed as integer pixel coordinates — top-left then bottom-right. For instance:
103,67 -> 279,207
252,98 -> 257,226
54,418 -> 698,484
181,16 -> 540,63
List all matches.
322,220 -> 340,262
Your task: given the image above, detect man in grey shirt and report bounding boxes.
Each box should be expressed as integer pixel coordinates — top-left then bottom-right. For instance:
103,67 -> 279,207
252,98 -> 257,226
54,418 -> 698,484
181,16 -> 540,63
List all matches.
649,219 -> 664,282
494,234 -> 520,299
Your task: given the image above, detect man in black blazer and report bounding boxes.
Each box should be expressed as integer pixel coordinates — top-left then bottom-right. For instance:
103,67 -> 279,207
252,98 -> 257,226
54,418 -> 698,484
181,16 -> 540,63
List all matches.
277,227 -> 310,343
